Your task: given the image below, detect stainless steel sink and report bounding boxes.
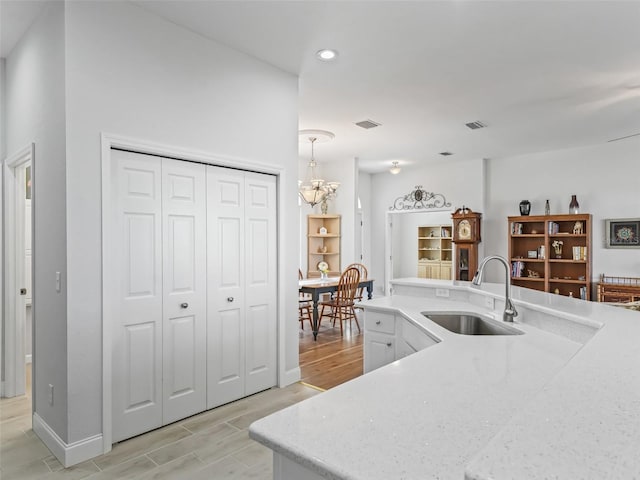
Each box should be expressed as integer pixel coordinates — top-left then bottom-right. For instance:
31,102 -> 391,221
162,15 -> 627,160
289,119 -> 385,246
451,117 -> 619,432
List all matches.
422,312 -> 523,336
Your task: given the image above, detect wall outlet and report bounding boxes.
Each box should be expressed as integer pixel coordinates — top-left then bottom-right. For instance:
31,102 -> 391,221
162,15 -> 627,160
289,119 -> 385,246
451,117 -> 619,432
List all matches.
48,384 -> 54,405
435,288 -> 450,298
484,296 -> 495,309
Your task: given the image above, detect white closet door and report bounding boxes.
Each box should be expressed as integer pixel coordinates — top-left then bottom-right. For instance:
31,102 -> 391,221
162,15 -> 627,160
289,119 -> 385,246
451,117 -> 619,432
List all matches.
244,172 -> 277,395
161,159 -> 207,424
206,166 -> 246,408
112,150 -> 163,442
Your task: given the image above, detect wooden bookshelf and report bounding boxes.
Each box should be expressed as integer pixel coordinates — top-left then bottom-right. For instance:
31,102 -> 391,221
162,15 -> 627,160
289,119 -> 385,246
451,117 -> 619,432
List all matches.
508,214 -> 592,300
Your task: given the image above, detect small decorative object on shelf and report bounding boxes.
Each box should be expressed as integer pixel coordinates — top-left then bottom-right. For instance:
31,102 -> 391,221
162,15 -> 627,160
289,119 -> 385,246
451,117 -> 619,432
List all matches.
551,240 -> 564,258
519,200 -> 531,216
569,195 -> 580,214
317,261 -> 329,280
545,199 -> 550,215
573,221 -> 584,234
318,226 -> 328,235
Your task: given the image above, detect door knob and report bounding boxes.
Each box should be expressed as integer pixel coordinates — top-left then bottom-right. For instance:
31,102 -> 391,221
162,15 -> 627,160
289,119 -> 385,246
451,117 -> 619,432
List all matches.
227,297 -> 234,302
180,303 -> 188,309
20,288 -> 27,295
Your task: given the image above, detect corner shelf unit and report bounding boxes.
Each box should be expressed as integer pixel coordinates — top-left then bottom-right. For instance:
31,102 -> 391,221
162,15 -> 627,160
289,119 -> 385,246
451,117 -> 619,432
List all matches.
508,214 -> 592,300
307,214 -> 341,278
417,225 -> 452,280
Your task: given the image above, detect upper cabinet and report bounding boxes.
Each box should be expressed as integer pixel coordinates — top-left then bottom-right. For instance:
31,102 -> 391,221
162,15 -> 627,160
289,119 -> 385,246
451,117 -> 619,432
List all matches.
508,214 -> 592,300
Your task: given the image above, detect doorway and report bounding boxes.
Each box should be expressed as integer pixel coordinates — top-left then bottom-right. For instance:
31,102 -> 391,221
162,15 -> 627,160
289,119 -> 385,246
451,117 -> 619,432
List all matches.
2,144 -> 34,401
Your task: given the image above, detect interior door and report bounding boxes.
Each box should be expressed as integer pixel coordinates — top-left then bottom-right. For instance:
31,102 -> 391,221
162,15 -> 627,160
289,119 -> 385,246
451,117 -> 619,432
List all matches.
243,172 -> 277,395
111,150 -> 163,442
161,159 -> 207,424
206,166 -> 245,408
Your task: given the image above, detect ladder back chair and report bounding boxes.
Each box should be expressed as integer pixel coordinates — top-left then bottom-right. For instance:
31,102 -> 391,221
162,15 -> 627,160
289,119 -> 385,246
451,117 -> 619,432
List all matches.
319,267 -> 361,336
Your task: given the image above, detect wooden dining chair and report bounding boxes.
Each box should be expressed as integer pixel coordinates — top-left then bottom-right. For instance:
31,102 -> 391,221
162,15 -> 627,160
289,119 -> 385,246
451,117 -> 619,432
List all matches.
319,267 -> 361,336
299,269 -> 313,329
346,263 -> 368,305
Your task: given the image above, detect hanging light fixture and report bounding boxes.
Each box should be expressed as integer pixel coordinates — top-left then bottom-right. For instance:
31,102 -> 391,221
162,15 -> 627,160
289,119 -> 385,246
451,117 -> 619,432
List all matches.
298,131 -> 339,210
389,161 -> 401,175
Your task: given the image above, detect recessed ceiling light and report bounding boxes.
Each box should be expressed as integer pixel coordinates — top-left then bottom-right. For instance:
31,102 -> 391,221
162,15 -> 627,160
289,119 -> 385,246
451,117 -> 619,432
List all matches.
316,49 -> 338,61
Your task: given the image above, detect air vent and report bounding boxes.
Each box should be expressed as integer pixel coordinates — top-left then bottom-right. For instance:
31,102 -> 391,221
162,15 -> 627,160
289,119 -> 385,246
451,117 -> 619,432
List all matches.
355,119 -> 381,129
465,121 -> 486,130
439,151 -> 453,156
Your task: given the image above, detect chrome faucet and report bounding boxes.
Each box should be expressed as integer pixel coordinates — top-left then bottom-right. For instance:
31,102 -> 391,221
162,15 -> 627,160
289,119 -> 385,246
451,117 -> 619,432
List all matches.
471,255 -> 518,322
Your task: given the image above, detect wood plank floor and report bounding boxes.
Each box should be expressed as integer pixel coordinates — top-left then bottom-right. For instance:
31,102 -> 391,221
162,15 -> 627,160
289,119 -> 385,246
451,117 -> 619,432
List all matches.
298,313 -> 364,391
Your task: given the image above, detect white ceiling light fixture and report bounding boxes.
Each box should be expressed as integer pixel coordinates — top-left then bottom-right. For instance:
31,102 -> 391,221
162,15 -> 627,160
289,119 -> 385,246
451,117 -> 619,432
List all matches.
298,130 -> 340,213
389,161 -> 401,175
316,48 -> 338,61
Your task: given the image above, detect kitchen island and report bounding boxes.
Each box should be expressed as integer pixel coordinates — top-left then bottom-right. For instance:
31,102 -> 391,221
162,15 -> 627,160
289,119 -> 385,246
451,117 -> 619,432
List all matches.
249,278 -> 640,479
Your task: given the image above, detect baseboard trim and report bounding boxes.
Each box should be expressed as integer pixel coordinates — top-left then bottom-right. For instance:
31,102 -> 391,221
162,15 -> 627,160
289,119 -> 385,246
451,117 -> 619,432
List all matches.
33,413 -> 103,467
280,367 -> 301,387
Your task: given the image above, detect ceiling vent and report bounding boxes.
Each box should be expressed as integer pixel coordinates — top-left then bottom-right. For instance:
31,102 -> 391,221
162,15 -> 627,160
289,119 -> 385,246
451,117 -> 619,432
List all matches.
355,119 -> 381,129
439,151 -> 453,156
465,121 -> 486,130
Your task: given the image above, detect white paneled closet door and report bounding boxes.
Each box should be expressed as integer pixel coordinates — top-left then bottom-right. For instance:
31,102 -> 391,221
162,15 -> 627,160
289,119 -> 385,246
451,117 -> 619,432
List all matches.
111,151 -> 207,442
244,172 -> 277,396
206,167 -> 277,408
111,151 -> 163,442
161,159 -> 207,424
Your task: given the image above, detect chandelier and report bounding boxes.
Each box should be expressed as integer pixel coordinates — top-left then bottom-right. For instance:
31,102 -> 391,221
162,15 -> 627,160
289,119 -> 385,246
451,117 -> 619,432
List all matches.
298,131 -> 339,213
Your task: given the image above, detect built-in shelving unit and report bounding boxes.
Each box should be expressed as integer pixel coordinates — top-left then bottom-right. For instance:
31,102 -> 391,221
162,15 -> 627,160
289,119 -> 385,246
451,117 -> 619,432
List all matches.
417,225 -> 452,280
307,214 -> 341,277
508,214 -> 592,300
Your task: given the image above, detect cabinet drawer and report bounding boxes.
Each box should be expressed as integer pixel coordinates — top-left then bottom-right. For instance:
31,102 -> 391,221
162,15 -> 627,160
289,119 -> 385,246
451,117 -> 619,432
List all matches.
365,311 -> 396,334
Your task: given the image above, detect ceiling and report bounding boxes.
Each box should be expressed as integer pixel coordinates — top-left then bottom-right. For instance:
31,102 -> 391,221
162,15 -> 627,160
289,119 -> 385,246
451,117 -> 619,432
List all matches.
3,1 -> 640,172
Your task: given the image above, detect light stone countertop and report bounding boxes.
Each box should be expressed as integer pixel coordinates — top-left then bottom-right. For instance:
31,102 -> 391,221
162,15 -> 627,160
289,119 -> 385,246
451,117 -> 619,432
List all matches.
249,278 -> 640,479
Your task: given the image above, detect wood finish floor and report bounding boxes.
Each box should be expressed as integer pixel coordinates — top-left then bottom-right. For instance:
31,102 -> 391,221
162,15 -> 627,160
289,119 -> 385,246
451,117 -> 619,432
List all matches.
298,313 -> 364,391
0,319 -> 363,480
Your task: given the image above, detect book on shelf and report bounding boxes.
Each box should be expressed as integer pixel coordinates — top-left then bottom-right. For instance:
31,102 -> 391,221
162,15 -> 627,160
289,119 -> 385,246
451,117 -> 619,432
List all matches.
572,246 -> 588,260
548,222 -> 559,234
510,222 -> 523,235
511,260 -> 525,278
579,286 -> 587,300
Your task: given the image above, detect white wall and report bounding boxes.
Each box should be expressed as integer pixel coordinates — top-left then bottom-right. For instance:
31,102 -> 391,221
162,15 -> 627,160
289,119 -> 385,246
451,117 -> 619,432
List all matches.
358,171 -> 372,269
370,158 -> 485,293
5,1 -> 68,438
484,137 -> 640,284
63,0 -> 298,443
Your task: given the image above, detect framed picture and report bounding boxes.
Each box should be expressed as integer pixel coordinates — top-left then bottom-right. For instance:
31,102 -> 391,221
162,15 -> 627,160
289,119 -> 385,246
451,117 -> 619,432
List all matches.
527,250 -> 538,259
605,218 -> 640,248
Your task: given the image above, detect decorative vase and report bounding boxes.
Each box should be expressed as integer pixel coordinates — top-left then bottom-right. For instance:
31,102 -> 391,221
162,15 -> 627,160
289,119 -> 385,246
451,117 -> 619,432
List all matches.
545,199 -> 550,215
519,200 -> 531,216
320,272 -> 328,280
569,195 -> 579,214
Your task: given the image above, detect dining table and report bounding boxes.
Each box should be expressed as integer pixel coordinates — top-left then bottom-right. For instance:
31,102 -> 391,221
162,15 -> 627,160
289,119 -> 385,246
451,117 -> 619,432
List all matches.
298,277 -> 374,340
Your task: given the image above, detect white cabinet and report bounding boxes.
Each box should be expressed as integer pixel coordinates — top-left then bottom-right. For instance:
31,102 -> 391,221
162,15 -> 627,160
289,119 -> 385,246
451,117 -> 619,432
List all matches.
364,311 -> 396,373
364,309 -> 437,373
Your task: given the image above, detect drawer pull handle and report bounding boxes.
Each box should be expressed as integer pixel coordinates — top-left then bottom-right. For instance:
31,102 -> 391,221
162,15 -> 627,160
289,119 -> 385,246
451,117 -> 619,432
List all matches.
180,303 -> 188,309
386,342 -> 392,347
376,320 -> 381,325
227,297 -> 234,302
